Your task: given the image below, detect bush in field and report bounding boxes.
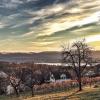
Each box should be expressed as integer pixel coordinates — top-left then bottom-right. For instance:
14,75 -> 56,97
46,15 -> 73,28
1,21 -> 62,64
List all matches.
33,77 -> 100,94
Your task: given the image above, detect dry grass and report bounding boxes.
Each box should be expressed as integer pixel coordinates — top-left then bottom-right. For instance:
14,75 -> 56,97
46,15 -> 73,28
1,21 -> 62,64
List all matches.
0,86 -> 100,100
23,86 -> 100,100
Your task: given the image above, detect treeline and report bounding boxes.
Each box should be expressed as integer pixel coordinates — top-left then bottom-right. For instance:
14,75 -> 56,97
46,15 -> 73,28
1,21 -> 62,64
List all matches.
0,60 -> 100,96
0,61 -> 71,96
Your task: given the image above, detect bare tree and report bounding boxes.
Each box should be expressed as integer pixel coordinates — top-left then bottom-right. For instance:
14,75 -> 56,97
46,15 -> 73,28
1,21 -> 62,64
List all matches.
62,39 -> 93,91
8,66 -> 24,96
29,63 -> 35,97
24,62 -> 45,97
23,62 -> 35,97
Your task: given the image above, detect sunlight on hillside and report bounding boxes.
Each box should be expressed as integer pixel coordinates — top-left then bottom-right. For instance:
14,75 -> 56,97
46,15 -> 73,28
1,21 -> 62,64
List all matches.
22,86 -> 100,100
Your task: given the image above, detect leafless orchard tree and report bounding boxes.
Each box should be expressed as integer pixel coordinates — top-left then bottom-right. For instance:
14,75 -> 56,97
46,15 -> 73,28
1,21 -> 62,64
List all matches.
26,62 -> 45,97
29,62 -> 35,97
23,62 -> 36,97
62,39 -> 93,91
8,66 -> 24,96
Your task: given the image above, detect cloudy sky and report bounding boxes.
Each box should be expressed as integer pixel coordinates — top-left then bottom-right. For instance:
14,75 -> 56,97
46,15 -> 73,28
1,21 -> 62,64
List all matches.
0,0 -> 100,52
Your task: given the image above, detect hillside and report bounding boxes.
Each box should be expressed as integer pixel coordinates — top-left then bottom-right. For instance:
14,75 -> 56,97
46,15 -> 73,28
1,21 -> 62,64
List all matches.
0,51 -> 99,63
0,86 -> 100,100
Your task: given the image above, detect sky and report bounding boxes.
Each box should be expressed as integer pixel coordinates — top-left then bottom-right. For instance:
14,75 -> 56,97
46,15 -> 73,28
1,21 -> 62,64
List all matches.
0,0 -> 100,52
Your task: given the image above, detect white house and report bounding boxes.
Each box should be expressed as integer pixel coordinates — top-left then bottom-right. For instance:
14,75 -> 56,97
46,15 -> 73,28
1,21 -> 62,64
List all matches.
60,74 -> 67,80
50,74 -> 55,82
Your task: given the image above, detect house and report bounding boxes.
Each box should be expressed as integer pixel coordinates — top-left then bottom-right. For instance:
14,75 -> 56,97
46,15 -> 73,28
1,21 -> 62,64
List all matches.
49,71 -> 71,82
60,74 -> 67,80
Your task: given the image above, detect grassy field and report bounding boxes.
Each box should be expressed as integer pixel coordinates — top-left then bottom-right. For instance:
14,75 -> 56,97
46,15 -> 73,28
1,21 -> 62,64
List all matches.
0,86 -> 100,100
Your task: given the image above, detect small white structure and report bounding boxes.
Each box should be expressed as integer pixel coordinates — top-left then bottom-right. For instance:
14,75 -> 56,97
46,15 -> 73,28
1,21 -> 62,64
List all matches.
60,74 -> 67,80
85,71 -> 95,77
50,74 -> 55,82
0,71 -> 8,78
6,85 -> 14,95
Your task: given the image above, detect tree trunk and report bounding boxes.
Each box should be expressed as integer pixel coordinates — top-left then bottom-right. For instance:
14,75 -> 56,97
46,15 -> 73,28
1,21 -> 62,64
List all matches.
10,82 -> 19,97
14,87 -> 19,97
78,76 -> 82,91
31,87 -> 34,97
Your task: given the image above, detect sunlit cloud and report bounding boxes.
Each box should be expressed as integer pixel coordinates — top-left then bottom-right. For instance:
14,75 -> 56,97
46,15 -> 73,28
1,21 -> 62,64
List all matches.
86,34 -> 100,43
0,0 -> 100,52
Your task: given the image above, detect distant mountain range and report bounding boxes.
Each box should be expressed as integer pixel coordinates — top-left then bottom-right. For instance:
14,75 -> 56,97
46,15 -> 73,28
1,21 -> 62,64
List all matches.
0,51 -> 100,63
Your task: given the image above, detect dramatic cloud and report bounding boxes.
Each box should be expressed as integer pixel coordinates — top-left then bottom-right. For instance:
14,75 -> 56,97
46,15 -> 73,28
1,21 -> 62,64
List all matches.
0,0 -> 100,52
